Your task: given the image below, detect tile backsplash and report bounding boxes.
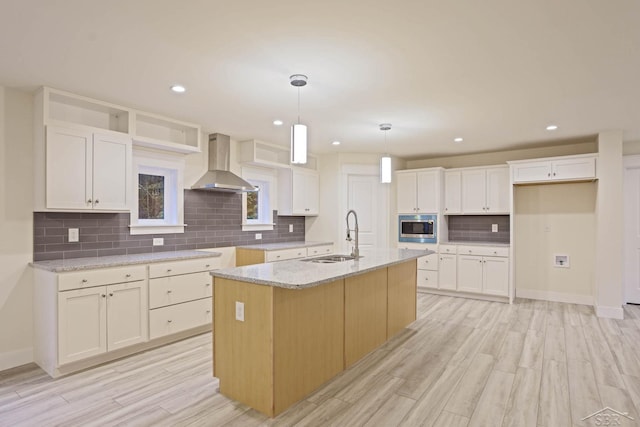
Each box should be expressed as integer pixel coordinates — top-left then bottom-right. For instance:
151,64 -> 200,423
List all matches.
447,215 -> 510,244
34,190 -> 305,261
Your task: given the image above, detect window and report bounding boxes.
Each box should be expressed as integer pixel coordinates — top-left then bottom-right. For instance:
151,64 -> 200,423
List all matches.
130,149 -> 185,235
242,167 -> 275,231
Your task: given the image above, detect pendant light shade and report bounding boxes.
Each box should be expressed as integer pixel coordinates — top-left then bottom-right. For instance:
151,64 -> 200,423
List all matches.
290,74 -> 308,165
379,123 -> 392,184
291,123 -> 307,164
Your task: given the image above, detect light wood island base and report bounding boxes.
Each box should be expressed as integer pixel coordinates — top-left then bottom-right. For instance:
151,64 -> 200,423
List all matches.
213,259 -> 417,417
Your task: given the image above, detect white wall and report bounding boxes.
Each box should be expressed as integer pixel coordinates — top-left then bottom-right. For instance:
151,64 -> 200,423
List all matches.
0,87 -> 35,370
514,183 -> 596,304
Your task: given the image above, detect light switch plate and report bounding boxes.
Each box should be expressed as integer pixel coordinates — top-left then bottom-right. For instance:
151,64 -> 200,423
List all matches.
68,228 -> 79,242
153,238 -> 164,246
289,224 -> 293,233
235,301 -> 245,322
255,233 -> 262,240
491,224 -> 498,233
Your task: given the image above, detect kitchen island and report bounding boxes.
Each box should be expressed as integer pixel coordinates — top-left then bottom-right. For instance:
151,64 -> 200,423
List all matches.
210,248 -> 428,417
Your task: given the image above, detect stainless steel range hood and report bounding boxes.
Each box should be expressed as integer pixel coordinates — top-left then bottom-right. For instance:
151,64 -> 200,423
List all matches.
191,133 -> 257,192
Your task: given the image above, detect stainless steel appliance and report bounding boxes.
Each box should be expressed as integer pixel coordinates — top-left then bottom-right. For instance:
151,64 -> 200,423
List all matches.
398,214 -> 437,243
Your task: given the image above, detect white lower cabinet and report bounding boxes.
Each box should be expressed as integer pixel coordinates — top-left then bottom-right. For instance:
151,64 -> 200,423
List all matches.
48,266 -> 148,367
438,254 -> 458,290
148,257 -> 219,339
456,245 -> 509,296
457,255 -> 484,293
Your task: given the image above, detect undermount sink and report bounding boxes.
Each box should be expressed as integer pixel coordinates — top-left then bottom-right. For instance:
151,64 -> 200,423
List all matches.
303,254 -> 362,263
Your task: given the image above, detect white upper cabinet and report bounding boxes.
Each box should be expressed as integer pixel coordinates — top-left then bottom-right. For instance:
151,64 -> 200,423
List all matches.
46,126 -> 131,211
511,154 -> 597,184
460,166 -> 510,214
278,168 -> 319,216
396,168 -> 442,214
444,170 -> 462,214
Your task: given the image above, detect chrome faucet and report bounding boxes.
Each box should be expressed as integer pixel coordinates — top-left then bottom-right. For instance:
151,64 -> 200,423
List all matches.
345,209 -> 359,258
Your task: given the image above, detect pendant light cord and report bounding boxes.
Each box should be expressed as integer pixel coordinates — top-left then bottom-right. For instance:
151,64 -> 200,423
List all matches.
297,87 -> 301,125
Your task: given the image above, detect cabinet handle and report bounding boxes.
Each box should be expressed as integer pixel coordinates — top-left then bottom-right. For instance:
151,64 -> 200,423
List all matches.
553,172 -> 556,177
445,208 -> 448,211
547,172 -> 551,177
167,269 -> 172,273
109,292 -> 114,297
87,199 -> 92,204
206,283 -> 211,287
206,310 -> 211,314
167,320 -> 172,323
101,294 -> 106,298
82,279 -> 88,283
205,264 -> 211,268
167,290 -> 172,294
94,199 -> 99,205
125,274 -> 131,278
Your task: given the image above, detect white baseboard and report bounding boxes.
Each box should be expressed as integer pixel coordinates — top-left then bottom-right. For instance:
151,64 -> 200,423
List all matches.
515,289 -> 594,306
0,347 -> 33,372
596,305 -> 624,320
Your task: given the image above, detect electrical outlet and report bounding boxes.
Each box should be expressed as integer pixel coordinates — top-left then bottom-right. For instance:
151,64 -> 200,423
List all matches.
235,301 -> 245,322
491,224 -> 498,233
255,233 -> 262,240
68,228 -> 79,242
289,224 -> 293,233
153,238 -> 164,246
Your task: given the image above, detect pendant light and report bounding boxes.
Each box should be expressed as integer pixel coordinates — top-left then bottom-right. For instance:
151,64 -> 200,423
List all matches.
290,74 -> 308,164
380,123 -> 392,183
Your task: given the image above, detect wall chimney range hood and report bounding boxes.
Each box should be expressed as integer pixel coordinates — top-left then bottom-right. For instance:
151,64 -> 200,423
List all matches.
191,133 -> 257,193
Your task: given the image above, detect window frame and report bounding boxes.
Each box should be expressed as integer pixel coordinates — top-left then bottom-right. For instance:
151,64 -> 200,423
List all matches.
130,149 -> 186,235
241,166 -> 276,231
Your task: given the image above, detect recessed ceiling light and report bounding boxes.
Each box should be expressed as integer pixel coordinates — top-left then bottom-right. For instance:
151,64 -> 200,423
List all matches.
170,85 -> 186,93
332,141 -> 341,146
273,120 -> 283,126
546,125 -> 558,131
454,137 -> 463,143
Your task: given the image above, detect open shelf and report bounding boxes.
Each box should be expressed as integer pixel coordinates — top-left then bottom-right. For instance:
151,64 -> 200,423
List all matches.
133,111 -> 201,152
46,89 -> 129,133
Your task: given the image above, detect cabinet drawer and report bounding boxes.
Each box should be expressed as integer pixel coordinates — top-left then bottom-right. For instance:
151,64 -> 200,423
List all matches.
58,265 -> 146,291
149,298 -> 212,340
265,248 -> 306,262
149,272 -> 212,309
417,253 -> 438,271
439,245 -> 457,255
149,257 -> 220,279
457,245 -> 509,257
306,244 -> 334,257
417,270 -> 438,289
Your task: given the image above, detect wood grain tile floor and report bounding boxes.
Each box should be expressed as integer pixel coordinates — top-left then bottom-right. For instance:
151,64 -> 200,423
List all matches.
2,294 -> 640,426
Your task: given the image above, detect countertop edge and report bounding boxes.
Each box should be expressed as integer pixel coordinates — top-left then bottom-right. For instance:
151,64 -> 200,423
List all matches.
236,241 -> 333,251
30,250 -> 222,273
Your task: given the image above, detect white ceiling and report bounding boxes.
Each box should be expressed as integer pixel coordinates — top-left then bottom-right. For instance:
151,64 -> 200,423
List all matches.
1,0 -> 638,159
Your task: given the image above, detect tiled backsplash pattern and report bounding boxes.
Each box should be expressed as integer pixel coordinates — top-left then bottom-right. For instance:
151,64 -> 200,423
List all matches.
447,215 -> 510,243
34,190 -> 305,261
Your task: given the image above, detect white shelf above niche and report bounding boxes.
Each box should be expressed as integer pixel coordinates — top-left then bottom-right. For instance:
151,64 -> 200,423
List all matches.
132,111 -> 201,154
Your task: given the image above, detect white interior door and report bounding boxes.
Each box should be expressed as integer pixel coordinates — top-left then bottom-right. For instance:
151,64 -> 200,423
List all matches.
341,165 -> 388,254
624,156 -> 640,303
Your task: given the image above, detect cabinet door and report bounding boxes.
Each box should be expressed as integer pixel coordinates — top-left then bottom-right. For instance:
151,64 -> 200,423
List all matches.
107,281 -> 148,351
485,167 -> 510,213
46,126 -> 93,209
457,255 -> 483,293
444,171 -> 461,214
416,171 -> 439,213
482,257 -> 509,296
512,161 -> 552,183
92,133 -> 131,210
461,169 -> 486,214
292,170 -> 319,216
552,157 -> 596,181
396,173 -> 417,213
438,254 -> 457,290
58,286 -> 107,364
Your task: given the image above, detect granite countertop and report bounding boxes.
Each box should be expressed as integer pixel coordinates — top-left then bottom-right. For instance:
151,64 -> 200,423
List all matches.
30,250 -> 222,272
236,241 -> 333,251
211,248 -> 428,289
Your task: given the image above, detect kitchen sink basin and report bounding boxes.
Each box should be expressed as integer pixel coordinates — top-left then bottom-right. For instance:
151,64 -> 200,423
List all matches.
303,254 -> 362,263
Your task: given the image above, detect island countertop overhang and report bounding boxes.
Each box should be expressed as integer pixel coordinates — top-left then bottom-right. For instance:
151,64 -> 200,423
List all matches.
210,248 -> 431,289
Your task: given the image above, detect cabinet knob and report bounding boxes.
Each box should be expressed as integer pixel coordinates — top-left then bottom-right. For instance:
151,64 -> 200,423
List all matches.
94,199 -> 100,204
494,251 -> 497,254
125,274 -> 131,278
167,290 -> 172,294
167,319 -> 172,323
547,172 -> 551,177
167,269 -> 172,273
81,279 -> 88,283
206,310 -> 211,314
87,199 -> 92,204
205,264 -> 211,268
109,292 -> 114,297
206,282 -> 211,286
469,250 -> 472,253
101,294 -> 106,298
445,208 -> 448,211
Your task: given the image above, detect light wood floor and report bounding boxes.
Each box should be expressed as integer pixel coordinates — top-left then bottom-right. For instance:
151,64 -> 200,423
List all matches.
3,294 -> 640,426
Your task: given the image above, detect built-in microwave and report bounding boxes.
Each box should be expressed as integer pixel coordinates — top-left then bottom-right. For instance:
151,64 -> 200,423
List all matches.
398,214 -> 437,243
